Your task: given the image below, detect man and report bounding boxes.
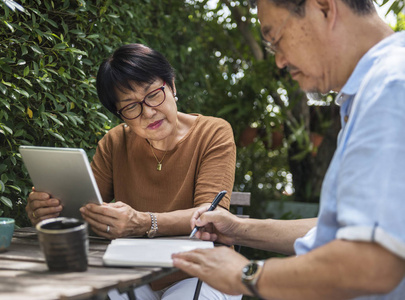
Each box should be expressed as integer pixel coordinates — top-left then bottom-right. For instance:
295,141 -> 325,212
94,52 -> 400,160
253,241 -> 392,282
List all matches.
172,0 -> 405,298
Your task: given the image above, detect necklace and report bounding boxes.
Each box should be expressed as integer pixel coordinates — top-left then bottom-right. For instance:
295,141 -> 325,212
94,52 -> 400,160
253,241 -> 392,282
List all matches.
148,142 -> 168,171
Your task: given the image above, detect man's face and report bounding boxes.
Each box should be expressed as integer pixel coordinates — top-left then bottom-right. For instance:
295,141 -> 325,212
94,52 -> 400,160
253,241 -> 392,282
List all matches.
257,0 -> 335,94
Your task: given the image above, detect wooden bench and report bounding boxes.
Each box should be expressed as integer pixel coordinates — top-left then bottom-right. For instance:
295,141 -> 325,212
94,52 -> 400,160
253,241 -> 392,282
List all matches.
230,191 -> 251,218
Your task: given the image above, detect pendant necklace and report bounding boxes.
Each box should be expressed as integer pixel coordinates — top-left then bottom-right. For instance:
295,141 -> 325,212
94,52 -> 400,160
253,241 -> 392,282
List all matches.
148,141 -> 168,171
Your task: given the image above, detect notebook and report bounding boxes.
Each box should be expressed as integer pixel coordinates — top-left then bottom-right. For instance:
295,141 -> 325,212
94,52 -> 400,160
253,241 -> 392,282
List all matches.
19,146 -> 103,220
102,238 -> 214,267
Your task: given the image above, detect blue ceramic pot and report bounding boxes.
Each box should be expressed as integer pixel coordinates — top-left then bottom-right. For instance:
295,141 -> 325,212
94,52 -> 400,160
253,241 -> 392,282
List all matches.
0,218 -> 15,252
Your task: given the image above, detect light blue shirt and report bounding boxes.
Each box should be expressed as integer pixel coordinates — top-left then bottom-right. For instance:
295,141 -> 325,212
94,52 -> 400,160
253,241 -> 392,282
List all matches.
294,31 -> 405,299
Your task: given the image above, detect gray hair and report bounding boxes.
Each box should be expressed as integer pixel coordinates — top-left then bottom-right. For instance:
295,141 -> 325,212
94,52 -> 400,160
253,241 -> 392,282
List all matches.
249,0 -> 375,15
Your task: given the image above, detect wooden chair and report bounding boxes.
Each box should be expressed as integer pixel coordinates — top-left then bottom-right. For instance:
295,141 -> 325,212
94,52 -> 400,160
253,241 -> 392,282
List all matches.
230,191 -> 251,219
193,191 -> 251,300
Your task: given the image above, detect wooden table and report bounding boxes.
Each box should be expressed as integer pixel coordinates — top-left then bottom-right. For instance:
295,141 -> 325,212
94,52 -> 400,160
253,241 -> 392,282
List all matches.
0,227 -> 176,300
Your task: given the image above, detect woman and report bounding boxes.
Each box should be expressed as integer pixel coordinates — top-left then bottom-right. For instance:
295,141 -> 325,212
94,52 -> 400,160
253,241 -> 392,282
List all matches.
26,43 -> 240,300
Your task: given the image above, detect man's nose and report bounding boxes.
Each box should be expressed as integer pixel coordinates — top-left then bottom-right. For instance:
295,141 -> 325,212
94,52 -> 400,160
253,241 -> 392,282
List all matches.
275,51 -> 288,70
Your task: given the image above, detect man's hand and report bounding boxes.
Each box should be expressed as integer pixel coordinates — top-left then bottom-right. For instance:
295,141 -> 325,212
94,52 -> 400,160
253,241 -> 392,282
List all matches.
172,246 -> 250,295
190,207 -> 241,246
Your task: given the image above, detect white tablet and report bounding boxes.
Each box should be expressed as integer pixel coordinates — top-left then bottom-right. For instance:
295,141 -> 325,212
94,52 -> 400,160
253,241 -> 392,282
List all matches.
19,146 -> 103,220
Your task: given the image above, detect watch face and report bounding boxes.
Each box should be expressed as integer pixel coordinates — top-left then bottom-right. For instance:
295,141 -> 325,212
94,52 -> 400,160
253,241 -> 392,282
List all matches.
243,262 -> 259,277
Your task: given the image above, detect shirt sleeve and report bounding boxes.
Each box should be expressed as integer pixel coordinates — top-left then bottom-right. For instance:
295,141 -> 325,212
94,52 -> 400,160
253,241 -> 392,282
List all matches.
336,79 -> 405,259
193,118 -> 236,209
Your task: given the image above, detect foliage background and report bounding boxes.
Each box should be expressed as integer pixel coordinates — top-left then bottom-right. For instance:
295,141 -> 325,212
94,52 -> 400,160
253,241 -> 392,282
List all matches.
1,2 -> 403,294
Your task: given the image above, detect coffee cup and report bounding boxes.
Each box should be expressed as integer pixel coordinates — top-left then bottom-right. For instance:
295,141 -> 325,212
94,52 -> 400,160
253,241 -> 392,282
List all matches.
36,217 -> 88,272
0,217 -> 15,252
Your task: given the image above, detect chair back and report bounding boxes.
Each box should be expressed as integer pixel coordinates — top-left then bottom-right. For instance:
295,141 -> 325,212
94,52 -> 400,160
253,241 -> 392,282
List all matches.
230,191 -> 251,218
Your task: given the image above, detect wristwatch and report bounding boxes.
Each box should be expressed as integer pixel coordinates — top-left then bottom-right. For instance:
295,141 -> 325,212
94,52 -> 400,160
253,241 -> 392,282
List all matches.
241,260 -> 264,299
146,212 -> 158,238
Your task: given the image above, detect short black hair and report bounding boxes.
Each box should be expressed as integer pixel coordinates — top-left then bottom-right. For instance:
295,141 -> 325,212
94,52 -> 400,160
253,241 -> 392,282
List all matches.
249,0 -> 375,15
96,43 -> 175,119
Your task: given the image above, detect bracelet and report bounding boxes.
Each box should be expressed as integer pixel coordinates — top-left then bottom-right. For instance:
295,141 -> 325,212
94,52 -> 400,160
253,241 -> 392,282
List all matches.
146,212 -> 158,238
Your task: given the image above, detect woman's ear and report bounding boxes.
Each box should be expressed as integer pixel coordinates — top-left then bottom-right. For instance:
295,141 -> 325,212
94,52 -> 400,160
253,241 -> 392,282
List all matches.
171,80 -> 178,101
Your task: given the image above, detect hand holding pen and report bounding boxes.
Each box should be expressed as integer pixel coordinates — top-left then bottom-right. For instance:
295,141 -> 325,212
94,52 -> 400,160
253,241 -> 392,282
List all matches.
189,190 -> 227,238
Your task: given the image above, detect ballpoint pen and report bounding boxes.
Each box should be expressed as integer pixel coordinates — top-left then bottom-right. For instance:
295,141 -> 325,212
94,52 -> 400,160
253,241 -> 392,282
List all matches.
189,190 -> 227,239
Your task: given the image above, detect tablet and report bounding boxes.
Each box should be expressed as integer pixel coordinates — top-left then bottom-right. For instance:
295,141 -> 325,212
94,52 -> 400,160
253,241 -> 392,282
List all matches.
19,146 -> 103,220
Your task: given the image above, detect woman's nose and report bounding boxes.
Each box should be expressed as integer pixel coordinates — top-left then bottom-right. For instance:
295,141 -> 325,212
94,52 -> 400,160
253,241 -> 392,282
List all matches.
141,104 -> 157,118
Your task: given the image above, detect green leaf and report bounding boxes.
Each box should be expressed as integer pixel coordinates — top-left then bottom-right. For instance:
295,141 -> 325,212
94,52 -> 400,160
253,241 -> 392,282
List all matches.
17,59 -> 26,66
3,21 -> 14,32
48,130 -> 65,141
30,45 -> 44,55
0,83 -> 6,95
0,164 -> 7,173
48,115 -> 64,126
53,43 -> 67,50
0,196 -> 13,209
0,180 -> 4,192
21,45 -> 28,56
14,129 -> 25,137
33,61 -> 39,75
0,64 -> 12,74
23,66 -> 30,76
0,124 -> 12,135
1,173 -> 8,183
13,88 -> 29,98
7,185 -> 22,193
86,34 -> 100,39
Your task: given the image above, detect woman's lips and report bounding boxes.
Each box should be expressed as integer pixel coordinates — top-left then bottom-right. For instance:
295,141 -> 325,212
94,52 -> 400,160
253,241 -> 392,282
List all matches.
147,119 -> 163,130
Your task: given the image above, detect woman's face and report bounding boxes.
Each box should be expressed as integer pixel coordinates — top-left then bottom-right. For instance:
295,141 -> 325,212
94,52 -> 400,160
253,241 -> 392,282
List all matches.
115,80 -> 178,146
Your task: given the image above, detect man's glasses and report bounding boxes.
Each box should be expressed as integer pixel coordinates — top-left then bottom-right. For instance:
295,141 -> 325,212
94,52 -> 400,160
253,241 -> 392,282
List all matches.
117,82 -> 166,120
263,0 -> 306,56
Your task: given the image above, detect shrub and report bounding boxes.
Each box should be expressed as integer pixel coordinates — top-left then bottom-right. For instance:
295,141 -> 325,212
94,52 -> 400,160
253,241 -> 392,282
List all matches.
0,0 -> 128,226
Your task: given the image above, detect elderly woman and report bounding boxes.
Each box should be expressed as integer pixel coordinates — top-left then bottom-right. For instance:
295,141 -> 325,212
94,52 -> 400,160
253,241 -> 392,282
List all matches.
26,43 -> 240,300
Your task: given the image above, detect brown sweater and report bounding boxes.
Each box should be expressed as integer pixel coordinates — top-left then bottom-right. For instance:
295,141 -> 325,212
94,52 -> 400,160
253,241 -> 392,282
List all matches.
91,114 -> 236,290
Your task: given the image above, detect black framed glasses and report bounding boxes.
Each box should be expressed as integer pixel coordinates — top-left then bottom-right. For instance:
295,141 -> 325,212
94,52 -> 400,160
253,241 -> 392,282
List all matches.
263,0 -> 306,56
117,82 -> 166,120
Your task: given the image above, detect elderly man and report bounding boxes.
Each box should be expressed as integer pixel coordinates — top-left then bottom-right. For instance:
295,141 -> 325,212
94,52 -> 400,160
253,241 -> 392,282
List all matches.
172,0 -> 405,299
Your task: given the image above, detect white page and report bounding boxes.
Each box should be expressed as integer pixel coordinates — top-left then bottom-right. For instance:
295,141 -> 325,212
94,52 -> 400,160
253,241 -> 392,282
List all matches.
103,238 -> 214,267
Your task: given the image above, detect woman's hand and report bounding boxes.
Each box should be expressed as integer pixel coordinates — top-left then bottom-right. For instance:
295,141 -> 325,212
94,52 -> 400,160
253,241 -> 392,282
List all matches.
25,187 -> 63,225
80,201 -> 149,239
172,246 -> 249,295
190,207 -> 240,246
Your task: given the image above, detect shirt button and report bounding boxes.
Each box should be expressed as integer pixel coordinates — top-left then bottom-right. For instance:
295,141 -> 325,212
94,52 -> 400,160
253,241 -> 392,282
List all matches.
344,115 -> 349,123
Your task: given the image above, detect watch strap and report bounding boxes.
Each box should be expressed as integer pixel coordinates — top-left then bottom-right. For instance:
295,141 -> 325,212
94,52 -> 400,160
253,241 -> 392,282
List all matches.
146,212 -> 158,238
246,284 -> 263,299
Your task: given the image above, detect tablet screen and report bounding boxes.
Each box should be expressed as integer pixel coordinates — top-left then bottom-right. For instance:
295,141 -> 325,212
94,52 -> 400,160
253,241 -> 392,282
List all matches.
19,146 -> 103,220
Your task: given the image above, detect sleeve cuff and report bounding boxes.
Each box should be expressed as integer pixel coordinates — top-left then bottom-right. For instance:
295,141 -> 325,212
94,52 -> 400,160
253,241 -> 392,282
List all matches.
337,225 -> 405,259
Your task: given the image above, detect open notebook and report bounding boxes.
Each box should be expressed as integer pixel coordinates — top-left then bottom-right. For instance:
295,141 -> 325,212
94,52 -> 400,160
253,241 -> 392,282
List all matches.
102,238 -> 214,267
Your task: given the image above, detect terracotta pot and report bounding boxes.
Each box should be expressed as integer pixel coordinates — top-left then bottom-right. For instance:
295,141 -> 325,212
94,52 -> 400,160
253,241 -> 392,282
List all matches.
238,127 -> 258,147
310,132 -> 324,157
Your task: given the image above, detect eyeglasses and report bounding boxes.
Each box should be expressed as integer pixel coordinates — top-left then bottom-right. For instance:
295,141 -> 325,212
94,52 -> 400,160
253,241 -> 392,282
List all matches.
117,82 -> 166,120
263,0 -> 306,56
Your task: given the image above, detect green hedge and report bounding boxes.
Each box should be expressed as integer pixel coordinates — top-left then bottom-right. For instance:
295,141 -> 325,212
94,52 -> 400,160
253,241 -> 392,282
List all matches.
0,0 -> 135,225
0,0 -> 258,226
0,0 -> 294,227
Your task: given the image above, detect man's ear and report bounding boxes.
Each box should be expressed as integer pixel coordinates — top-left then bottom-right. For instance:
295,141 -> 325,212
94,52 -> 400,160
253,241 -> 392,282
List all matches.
313,0 -> 336,19
308,0 -> 337,29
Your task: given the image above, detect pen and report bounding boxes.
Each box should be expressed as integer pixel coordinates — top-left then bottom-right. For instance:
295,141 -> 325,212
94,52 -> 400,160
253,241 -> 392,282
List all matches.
189,190 -> 227,239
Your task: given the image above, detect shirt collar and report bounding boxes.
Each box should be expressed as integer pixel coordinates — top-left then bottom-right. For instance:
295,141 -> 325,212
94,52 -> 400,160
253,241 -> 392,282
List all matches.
335,31 -> 405,106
